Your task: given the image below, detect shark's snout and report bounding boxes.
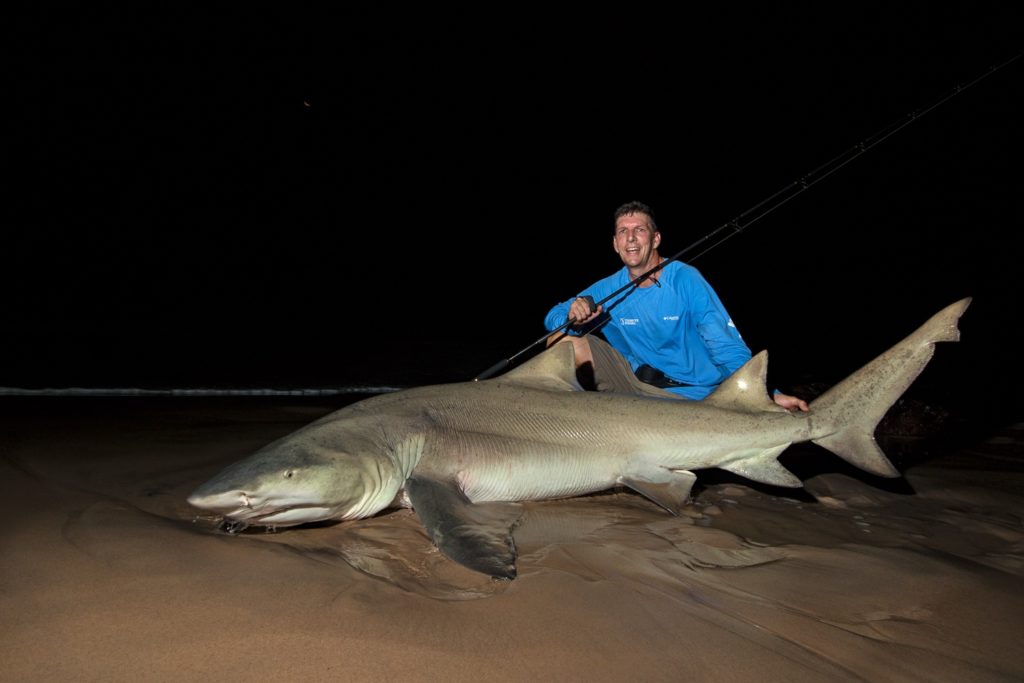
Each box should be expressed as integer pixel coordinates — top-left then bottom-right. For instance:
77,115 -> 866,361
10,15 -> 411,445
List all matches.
187,488 -> 254,515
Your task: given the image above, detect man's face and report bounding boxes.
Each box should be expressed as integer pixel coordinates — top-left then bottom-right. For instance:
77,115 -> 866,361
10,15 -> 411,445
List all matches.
613,212 -> 660,268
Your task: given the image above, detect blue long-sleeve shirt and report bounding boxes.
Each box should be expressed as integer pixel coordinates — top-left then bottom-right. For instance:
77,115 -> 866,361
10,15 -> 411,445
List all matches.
544,261 -> 753,400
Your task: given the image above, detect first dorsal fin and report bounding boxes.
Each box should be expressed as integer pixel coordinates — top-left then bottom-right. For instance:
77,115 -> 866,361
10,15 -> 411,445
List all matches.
496,342 -> 583,391
703,351 -> 787,413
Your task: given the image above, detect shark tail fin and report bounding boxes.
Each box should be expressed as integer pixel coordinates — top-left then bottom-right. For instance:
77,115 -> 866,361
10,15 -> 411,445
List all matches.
809,297 -> 970,477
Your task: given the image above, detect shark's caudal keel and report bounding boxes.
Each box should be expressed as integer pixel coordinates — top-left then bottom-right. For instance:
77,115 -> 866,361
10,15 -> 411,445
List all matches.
187,298 -> 970,579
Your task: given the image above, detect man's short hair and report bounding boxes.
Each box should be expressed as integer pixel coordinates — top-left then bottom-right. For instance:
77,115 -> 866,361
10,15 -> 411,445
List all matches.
613,201 -> 657,231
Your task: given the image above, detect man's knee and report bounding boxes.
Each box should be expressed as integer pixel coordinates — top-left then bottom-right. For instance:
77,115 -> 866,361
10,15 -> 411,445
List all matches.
552,336 -> 592,368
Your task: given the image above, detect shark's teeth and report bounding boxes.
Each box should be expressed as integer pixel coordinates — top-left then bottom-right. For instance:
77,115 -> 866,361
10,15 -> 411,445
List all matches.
219,518 -> 250,534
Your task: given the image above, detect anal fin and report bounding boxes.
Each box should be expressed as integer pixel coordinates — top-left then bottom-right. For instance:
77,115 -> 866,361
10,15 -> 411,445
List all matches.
620,469 -> 698,515
717,444 -> 801,487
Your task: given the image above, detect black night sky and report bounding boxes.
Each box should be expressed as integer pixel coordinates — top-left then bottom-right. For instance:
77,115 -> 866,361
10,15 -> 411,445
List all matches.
6,9 -> 1023,425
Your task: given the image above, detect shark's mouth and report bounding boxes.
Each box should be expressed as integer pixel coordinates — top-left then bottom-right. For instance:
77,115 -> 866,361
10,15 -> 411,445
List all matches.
217,505 -> 336,533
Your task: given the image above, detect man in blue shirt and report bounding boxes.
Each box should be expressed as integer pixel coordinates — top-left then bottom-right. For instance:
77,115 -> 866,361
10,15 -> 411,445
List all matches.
544,200 -> 808,411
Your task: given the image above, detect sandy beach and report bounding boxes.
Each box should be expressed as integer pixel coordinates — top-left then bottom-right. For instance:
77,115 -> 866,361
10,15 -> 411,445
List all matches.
2,395 -> 1022,682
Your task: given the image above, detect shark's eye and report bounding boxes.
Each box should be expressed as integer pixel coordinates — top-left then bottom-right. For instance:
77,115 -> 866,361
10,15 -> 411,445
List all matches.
284,470 -> 294,479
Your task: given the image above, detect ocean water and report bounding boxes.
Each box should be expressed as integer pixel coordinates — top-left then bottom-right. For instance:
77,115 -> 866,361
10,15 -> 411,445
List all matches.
0,385 -> 402,397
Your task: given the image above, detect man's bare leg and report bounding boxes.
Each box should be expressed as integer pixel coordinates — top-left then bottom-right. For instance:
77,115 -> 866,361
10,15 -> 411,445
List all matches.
547,334 -> 596,389
549,335 -> 593,367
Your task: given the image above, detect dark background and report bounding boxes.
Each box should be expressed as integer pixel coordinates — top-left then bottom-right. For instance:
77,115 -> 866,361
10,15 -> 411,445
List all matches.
6,8 -> 1022,425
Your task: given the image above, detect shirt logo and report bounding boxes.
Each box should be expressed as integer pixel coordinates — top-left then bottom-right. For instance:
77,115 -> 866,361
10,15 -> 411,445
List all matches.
620,318 -> 639,326
663,315 -> 679,321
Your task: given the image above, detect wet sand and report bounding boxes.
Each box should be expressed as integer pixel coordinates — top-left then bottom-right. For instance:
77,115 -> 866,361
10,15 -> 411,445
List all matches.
2,396 -> 1022,682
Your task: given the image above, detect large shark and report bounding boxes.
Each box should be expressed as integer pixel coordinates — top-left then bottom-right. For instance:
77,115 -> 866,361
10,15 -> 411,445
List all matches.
188,298 -> 970,579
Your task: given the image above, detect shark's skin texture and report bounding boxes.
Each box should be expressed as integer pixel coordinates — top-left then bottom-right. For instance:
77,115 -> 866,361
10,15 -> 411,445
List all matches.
188,298 -> 970,579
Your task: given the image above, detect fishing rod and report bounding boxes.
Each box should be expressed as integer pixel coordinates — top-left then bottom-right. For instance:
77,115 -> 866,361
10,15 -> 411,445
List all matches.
474,50 -> 1022,382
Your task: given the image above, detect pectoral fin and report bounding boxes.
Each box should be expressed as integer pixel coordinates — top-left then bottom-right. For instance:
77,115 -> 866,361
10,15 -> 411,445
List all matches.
405,474 -> 524,580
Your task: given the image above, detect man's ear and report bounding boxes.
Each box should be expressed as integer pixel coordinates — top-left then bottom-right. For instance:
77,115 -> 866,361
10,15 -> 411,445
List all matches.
654,232 -> 661,247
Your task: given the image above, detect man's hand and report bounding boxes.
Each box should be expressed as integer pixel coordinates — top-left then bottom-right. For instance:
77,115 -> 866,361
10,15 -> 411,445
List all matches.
568,297 -> 601,326
774,392 -> 809,412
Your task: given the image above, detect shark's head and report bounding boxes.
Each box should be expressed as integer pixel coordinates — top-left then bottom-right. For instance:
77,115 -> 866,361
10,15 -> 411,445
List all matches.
187,439 -> 391,529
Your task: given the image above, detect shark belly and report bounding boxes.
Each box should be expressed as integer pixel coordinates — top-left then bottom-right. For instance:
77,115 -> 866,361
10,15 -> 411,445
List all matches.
414,429 -> 622,504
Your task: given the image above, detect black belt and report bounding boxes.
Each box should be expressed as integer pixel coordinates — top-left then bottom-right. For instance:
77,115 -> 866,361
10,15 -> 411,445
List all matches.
635,364 -> 693,389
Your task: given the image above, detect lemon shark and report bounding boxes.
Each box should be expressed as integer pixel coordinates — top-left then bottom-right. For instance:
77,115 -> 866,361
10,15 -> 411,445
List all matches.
187,298 -> 970,579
